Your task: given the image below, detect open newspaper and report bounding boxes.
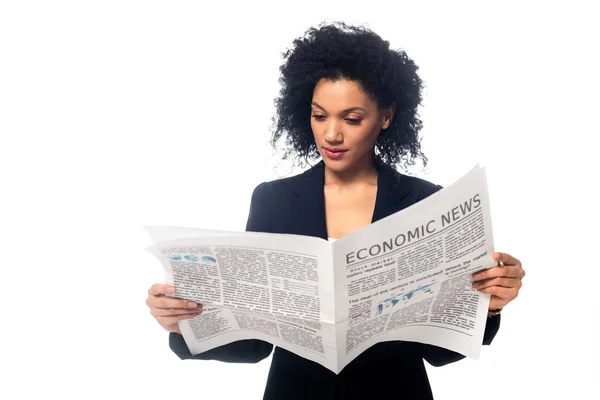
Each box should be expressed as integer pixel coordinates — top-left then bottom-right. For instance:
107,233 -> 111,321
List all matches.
145,165 -> 496,374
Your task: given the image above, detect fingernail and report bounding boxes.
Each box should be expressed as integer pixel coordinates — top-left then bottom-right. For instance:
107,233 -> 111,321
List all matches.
167,287 -> 176,294
188,302 -> 198,308
493,253 -> 500,260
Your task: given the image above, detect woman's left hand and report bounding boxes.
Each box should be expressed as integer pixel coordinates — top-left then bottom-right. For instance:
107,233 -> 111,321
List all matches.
472,252 -> 525,310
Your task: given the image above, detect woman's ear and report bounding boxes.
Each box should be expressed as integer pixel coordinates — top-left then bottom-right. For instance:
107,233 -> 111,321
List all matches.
382,102 -> 396,130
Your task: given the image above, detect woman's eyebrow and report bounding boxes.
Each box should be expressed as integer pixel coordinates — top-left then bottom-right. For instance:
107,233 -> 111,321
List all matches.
311,101 -> 367,113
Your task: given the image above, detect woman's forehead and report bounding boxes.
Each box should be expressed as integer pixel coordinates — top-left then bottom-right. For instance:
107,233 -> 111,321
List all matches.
311,79 -> 375,111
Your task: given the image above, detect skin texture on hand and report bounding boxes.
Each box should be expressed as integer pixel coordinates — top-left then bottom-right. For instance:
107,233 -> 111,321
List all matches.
146,283 -> 203,334
472,252 -> 525,310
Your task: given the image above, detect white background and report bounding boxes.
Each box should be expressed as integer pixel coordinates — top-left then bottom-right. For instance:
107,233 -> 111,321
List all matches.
1,1 -> 598,399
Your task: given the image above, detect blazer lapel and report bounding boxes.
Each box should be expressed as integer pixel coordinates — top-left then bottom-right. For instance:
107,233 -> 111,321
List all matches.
371,158 -> 412,223
289,161 -> 328,239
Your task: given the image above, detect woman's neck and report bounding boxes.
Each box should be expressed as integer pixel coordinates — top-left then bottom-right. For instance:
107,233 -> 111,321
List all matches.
324,154 -> 378,187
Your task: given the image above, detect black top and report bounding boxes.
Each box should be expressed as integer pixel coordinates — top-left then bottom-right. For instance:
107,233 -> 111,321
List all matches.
168,159 -> 501,399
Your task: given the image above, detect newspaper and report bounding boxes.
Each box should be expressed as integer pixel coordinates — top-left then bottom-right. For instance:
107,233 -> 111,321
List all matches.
145,165 -> 496,374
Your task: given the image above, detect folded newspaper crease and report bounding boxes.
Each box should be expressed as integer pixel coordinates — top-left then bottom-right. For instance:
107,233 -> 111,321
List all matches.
145,165 -> 496,374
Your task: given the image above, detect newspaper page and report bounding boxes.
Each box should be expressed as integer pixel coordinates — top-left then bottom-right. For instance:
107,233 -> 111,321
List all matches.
330,165 -> 494,371
145,165 -> 496,374
146,232 -> 340,372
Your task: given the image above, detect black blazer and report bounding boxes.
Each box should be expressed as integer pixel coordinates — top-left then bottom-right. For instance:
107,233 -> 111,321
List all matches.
169,159 -> 501,399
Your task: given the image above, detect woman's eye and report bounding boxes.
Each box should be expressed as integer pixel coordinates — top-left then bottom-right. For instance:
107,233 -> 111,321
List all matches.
311,115 -> 360,124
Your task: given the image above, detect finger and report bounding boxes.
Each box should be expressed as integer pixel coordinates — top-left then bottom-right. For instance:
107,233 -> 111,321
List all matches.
148,283 -> 176,297
489,296 -> 508,310
493,252 -> 521,267
472,277 -> 522,290
157,313 -> 202,326
146,295 -> 200,310
473,265 -> 522,281
152,305 -> 203,318
477,285 -> 519,301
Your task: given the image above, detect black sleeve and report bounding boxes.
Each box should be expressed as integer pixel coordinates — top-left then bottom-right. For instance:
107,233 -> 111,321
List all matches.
422,314 -> 501,367
168,182 -> 275,363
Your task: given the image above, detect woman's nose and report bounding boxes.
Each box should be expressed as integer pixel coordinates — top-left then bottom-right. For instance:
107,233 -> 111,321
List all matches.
323,120 -> 343,143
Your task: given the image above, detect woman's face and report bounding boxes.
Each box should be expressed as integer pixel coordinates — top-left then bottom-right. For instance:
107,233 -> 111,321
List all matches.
310,78 -> 393,173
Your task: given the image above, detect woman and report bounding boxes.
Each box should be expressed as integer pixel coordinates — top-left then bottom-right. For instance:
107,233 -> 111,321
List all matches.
146,22 -> 525,399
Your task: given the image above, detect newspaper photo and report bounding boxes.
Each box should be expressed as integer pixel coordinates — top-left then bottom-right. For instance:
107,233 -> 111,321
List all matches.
145,165 -> 496,374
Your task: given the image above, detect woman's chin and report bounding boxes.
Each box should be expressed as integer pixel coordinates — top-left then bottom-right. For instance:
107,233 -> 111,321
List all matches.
322,158 -> 353,172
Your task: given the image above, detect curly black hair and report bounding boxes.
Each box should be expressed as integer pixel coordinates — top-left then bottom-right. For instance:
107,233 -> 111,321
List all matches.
270,21 -> 427,169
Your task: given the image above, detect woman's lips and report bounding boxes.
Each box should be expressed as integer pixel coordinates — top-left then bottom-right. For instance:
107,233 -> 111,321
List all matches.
324,148 -> 348,159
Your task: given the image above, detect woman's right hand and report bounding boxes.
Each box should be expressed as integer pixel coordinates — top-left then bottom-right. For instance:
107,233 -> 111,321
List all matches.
146,283 -> 203,334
